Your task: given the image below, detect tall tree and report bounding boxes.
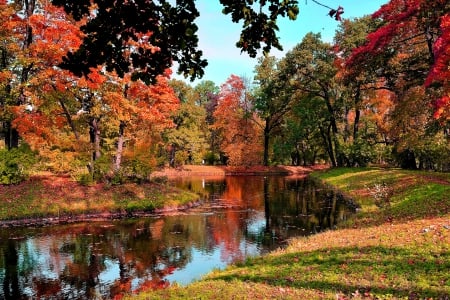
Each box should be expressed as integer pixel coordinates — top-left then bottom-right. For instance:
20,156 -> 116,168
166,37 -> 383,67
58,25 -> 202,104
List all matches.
334,16 -> 382,142
253,56 -> 294,166
279,33 -> 343,166
213,75 -> 263,166
194,81 -> 220,164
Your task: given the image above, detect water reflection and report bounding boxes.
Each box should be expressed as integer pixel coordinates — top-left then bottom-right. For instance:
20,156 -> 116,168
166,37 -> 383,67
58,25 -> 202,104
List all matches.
0,176 -> 355,299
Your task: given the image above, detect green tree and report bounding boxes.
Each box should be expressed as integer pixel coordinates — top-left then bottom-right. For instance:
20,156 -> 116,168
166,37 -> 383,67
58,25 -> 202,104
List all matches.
194,81 -> 220,164
253,56 -> 295,166
279,33 -> 343,167
284,96 -> 327,166
164,80 -> 210,167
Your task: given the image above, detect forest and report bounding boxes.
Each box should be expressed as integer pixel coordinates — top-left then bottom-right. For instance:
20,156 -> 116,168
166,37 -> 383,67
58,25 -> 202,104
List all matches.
1,0 -> 449,185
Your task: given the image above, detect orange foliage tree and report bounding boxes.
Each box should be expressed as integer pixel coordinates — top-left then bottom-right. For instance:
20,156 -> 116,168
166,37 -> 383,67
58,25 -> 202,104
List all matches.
0,0 -> 82,150
1,1 -> 180,178
213,75 -> 263,166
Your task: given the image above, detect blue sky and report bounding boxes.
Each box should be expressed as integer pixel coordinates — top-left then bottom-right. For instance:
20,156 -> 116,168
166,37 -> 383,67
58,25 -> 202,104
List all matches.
173,0 -> 389,86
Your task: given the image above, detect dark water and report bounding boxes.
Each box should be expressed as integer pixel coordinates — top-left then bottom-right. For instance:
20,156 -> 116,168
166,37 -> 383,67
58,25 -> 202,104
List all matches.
0,176 -> 355,299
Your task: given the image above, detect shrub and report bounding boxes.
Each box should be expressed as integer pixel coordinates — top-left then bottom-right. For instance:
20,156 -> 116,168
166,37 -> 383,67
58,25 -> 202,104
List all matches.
0,144 -> 37,184
366,182 -> 392,208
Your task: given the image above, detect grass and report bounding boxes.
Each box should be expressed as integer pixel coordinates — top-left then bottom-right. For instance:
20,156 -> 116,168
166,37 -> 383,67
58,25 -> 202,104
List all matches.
0,175 -> 199,222
128,167 -> 450,300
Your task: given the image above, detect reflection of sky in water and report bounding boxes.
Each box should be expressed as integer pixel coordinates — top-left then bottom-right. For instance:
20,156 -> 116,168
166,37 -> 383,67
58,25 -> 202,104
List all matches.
99,258 -> 120,285
165,240 -> 260,286
165,247 -> 225,285
246,211 -> 266,235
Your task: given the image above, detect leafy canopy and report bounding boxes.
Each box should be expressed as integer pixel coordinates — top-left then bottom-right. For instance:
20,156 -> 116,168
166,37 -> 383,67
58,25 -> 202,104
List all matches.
50,0 -> 307,83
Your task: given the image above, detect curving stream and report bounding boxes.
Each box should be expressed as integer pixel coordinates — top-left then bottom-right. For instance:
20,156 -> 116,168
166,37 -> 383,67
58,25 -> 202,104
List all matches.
0,175 -> 355,299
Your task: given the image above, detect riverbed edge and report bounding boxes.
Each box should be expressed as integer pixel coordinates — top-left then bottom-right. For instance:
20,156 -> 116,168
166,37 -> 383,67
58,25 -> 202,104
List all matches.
0,165 -> 327,227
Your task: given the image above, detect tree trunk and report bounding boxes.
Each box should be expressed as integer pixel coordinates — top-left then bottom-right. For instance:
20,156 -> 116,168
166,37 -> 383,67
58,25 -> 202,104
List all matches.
58,98 -> 80,141
4,122 -> 19,149
353,87 -> 361,140
114,121 -> 125,172
399,149 -> 417,170
87,118 -> 101,174
263,121 -> 270,166
320,124 -> 337,167
353,109 -> 360,140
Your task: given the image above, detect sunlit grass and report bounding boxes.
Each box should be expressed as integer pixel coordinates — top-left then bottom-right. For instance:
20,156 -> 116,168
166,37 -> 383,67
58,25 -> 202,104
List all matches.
0,179 -> 199,221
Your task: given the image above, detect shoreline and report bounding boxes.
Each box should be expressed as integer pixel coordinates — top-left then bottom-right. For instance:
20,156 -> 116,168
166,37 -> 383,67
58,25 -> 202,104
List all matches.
150,164 -> 329,177
0,200 -> 204,228
1,165 -> 328,228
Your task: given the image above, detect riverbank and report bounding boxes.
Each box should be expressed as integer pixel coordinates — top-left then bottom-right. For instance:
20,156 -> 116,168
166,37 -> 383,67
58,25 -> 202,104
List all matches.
150,164 -> 328,177
130,167 -> 450,300
0,165 -> 323,227
0,172 -> 201,227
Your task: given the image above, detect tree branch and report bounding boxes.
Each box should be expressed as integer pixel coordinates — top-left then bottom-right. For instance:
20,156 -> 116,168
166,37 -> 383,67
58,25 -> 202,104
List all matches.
310,0 -> 333,10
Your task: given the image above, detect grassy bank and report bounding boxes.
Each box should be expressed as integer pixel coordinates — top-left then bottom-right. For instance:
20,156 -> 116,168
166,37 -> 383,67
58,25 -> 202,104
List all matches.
130,167 -> 450,300
0,173 -> 199,224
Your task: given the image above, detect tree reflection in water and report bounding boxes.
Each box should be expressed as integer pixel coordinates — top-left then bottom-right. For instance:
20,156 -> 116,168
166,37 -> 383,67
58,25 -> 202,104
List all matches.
0,176 -> 355,299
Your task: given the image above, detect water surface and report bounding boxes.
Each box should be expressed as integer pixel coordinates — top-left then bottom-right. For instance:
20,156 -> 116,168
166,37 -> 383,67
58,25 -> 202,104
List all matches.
0,176 -> 354,299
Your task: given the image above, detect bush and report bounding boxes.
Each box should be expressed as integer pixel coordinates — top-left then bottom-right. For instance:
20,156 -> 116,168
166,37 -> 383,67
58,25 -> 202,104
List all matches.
204,151 -> 219,165
342,139 -> 376,167
0,144 -> 37,184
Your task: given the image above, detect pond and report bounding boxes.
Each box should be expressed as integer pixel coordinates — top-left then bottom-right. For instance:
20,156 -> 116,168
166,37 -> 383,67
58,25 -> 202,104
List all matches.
0,175 -> 355,299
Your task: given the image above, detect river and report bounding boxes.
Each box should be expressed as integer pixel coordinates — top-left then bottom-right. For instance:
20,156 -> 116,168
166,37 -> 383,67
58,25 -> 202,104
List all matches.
0,175 -> 355,299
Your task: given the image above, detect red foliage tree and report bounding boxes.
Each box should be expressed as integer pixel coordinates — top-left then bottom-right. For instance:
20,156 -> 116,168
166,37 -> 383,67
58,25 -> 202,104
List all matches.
426,14 -> 450,119
347,0 -> 449,120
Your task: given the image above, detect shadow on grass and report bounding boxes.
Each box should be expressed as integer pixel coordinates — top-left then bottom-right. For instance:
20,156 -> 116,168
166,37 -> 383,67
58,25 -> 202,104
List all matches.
208,245 -> 450,299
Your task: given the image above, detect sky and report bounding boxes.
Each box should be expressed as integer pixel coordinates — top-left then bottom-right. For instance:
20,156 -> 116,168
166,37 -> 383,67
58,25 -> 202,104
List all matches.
173,0 -> 390,86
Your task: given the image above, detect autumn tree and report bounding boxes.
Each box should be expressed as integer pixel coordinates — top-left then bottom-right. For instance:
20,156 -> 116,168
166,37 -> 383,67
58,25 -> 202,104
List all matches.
347,0 -> 450,169
213,75 -> 263,166
1,0 -> 82,150
0,0 -> 84,181
426,13 -> 450,120
99,71 -> 180,179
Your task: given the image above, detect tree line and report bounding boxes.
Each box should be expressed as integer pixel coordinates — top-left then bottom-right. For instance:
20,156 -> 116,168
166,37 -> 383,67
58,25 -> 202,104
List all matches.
0,0 -> 449,184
